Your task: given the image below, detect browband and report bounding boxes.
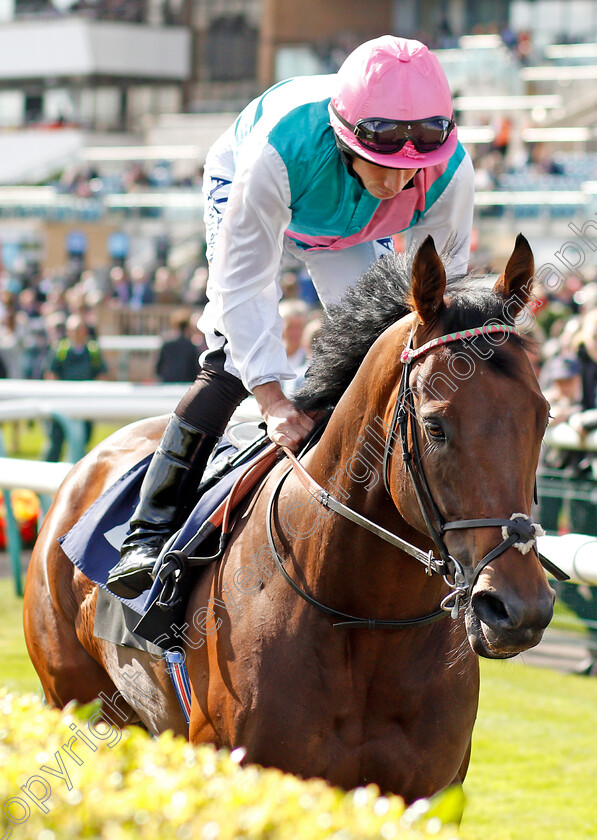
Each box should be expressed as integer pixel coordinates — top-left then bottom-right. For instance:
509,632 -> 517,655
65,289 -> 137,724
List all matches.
400,323 -> 519,365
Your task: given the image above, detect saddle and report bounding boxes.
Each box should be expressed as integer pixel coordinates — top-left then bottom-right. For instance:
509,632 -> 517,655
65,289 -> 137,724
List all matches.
132,421 -> 283,649
150,426 -> 281,611
137,417 -> 328,643
61,422 -> 280,653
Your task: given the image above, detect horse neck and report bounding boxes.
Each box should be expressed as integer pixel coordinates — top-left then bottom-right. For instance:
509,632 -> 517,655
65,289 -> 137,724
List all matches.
294,319 -> 446,618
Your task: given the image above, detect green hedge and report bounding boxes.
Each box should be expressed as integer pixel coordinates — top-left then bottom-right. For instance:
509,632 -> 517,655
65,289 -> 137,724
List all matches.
0,690 -> 463,839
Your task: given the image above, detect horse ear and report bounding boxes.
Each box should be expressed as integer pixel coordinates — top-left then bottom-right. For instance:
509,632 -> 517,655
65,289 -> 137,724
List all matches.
410,236 -> 446,324
493,233 -> 534,313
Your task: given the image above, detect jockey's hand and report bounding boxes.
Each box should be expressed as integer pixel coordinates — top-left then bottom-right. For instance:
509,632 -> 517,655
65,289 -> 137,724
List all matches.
253,381 -> 315,450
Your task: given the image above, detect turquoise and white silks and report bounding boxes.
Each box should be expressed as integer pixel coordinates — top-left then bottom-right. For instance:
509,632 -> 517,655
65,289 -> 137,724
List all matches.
199,74 -> 474,392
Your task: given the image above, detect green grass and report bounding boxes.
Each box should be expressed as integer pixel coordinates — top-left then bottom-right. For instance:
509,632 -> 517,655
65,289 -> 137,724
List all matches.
461,660 -> 597,840
0,577 -> 40,693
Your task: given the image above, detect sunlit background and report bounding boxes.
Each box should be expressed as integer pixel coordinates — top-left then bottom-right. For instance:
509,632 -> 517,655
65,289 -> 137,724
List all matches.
0,0 -> 595,323
0,9 -> 596,837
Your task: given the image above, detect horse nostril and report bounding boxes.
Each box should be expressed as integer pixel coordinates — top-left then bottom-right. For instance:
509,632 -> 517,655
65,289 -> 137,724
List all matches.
472,587 -> 555,636
472,590 -> 517,630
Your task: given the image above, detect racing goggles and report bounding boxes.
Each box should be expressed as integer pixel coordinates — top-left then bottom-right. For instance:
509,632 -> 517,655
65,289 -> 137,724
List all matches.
331,102 -> 455,154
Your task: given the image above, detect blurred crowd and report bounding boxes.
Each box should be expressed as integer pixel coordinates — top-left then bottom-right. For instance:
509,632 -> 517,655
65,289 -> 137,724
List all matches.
0,257 -> 323,459
2,247 -> 597,427
533,272 -> 597,481
0,256 -> 326,400
0,256 -> 212,382
58,160 -> 203,200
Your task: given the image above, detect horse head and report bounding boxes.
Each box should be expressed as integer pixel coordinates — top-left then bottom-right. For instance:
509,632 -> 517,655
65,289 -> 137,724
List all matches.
386,233 -> 554,658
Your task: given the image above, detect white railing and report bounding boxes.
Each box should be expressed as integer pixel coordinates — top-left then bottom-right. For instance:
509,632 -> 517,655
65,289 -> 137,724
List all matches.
0,379 -> 188,399
538,534 -> 597,585
0,457 -> 73,495
0,388 -> 260,594
544,422 -> 597,451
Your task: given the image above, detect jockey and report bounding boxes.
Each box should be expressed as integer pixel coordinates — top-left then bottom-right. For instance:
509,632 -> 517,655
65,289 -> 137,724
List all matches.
107,34 -> 475,598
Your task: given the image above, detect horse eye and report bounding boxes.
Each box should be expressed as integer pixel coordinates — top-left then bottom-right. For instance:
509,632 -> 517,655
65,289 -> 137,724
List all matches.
425,421 -> 446,441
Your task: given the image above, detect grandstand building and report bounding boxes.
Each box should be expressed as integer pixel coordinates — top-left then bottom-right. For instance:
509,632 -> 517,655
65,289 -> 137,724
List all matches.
0,0 -> 596,129
1,0 -> 597,272
0,0 -> 535,130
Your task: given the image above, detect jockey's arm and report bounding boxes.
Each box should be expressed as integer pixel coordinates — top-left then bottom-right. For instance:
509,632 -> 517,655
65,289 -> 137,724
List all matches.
207,142 -> 314,446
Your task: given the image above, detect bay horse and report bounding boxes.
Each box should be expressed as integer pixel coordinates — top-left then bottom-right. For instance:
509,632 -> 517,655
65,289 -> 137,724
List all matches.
24,235 -> 556,804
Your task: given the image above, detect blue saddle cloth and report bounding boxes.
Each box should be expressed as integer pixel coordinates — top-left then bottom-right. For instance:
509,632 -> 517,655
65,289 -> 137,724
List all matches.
59,436 -> 269,620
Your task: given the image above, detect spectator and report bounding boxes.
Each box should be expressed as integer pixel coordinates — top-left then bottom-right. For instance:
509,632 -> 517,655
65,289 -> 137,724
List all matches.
279,300 -> 309,395
153,266 -> 180,304
541,355 -> 583,428
289,315 -> 323,395
44,311 -> 67,346
155,309 -> 202,383
575,308 -> 597,413
43,314 -> 108,461
129,266 -> 154,309
280,271 -> 299,300
110,266 -> 132,305
21,322 -> 50,380
17,287 -> 40,320
490,116 -> 512,161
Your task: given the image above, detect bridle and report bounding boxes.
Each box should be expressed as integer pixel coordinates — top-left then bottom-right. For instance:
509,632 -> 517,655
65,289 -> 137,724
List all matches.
384,322 -> 567,611
267,322 -> 568,630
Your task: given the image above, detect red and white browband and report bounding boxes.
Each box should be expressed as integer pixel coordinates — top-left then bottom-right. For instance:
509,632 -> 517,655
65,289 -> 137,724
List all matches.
400,323 -> 519,364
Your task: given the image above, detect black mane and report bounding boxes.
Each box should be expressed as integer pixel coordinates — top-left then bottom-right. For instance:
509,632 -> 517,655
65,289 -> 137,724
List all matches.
293,248 -> 525,411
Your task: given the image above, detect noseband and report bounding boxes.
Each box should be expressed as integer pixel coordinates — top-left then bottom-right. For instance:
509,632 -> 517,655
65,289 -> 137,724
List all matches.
267,322 -> 568,631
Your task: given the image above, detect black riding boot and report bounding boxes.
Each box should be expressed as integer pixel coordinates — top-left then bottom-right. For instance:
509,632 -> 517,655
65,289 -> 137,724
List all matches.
106,415 -> 217,598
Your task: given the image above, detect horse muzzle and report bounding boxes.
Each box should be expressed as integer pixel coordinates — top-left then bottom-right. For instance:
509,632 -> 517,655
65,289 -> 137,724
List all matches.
464,550 -> 555,659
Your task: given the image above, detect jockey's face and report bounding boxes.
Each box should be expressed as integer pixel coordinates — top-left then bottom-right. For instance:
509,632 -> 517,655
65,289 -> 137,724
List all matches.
350,158 -> 418,200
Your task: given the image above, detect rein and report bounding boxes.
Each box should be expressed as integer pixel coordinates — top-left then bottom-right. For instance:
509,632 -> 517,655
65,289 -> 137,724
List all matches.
268,322 -> 568,630
267,458 -> 448,629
